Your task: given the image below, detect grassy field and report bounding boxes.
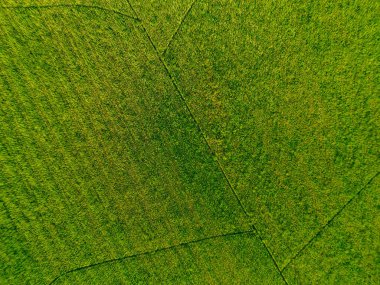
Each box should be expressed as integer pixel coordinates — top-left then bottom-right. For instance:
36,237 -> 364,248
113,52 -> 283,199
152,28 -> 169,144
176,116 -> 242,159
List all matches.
1,1 -> 379,284
165,0 -> 380,270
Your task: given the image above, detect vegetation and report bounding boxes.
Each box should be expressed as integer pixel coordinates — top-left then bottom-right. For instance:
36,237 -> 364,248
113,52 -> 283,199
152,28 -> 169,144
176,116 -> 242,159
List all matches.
1,1 -> 378,284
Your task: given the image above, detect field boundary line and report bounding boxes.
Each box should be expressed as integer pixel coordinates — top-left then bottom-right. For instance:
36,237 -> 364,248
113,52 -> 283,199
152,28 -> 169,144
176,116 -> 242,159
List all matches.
0,4 -> 141,21
161,0 -> 197,56
281,171 -> 380,272
124,3 -> 288,283
125,0 -> 251,219
252,225 -> 289,284
48,229 -> 253,284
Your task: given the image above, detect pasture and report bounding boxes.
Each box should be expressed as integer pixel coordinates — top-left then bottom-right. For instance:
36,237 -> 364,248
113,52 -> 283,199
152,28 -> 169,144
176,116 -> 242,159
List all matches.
1,1 -> 378,284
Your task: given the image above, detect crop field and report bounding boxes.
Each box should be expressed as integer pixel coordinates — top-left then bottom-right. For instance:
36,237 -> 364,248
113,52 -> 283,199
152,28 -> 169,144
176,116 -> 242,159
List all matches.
0,1 -> 379,284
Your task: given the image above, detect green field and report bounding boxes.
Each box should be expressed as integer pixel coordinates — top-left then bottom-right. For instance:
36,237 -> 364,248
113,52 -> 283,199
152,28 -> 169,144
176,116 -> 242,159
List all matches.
1,1 -> 379,284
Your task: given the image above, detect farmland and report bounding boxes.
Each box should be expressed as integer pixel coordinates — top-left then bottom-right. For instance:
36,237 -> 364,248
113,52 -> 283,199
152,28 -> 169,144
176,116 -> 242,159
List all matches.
1,1 -> 379,284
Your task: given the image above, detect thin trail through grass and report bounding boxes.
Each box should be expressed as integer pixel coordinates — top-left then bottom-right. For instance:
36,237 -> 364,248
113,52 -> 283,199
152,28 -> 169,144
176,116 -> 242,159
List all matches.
281,171 -> 380,272
48,229 -> 254,285
162,0 -> 198,56
125,2 -> 289,283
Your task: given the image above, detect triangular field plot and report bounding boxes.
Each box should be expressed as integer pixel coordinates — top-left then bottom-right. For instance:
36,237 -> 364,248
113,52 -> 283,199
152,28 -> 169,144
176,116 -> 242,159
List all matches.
164,0 -> 379,269
128,0 -> 195,53
0,6 -> 255,284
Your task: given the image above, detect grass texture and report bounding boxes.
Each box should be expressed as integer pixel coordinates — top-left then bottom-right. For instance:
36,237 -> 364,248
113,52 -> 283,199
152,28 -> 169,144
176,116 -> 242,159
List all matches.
165,0 -> 379,269
54,231 -> 285,284
1,0 -> 379,284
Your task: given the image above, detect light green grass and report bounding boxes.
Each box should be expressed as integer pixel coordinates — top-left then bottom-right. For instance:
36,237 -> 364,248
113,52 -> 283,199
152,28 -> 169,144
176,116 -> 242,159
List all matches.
283,175 -> 379,284
1,0 -> 379,284
128,0 -> 194,54
165,0 -> 379,269
0,6 -> 251,284
0,0 -> 134,16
